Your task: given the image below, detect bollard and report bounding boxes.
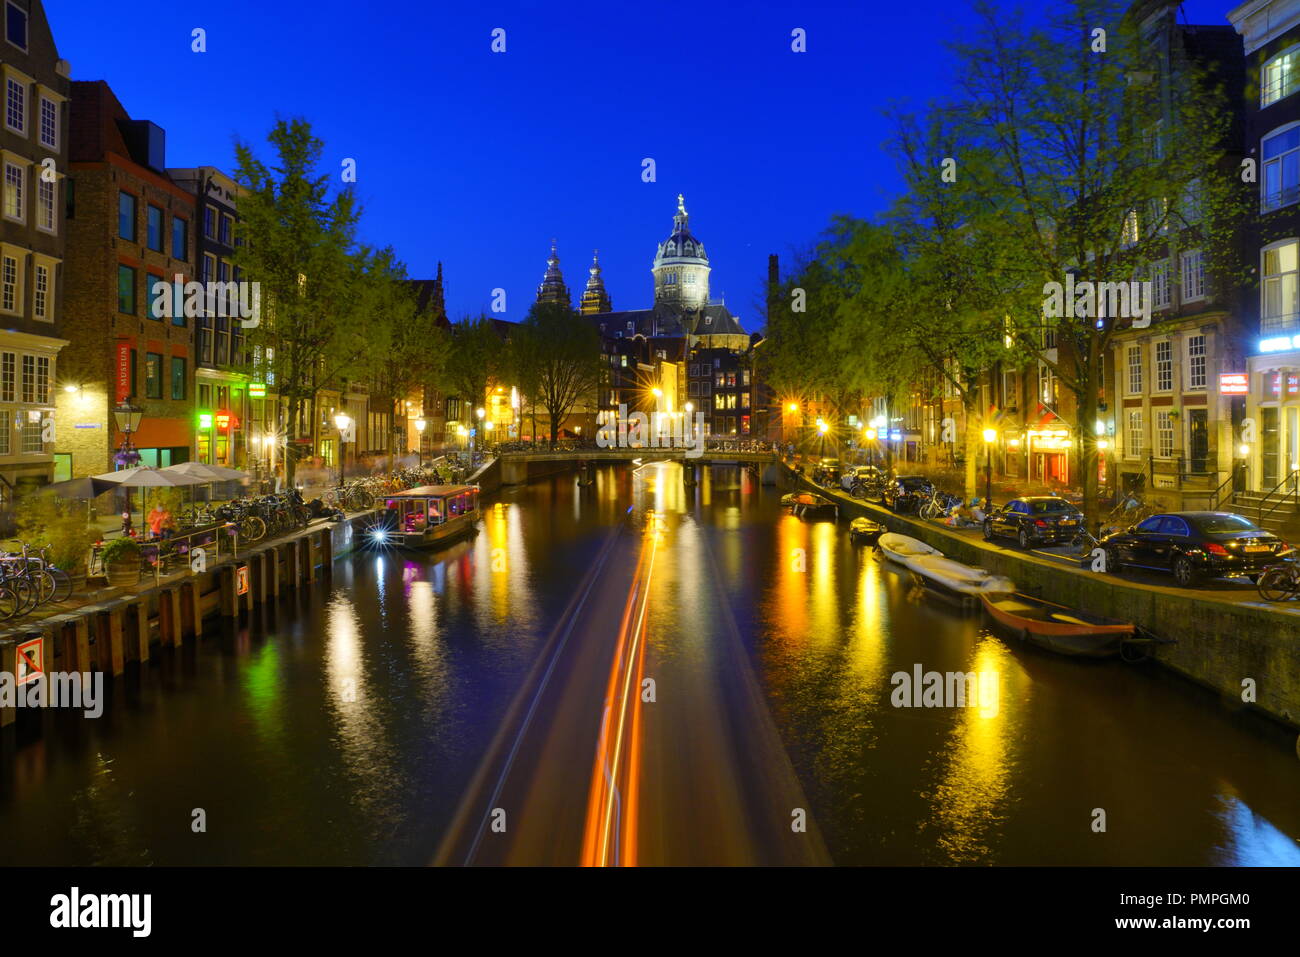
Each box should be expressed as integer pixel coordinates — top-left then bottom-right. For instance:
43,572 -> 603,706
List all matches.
219,566 -> 239,618
106,608 -> 126,677
161,587 -> 184,646
0,639 -> 13,727
270,545 -> 282,599
287,540 -> 301,588
184,580 -> 203,638
129,599 -> 151,663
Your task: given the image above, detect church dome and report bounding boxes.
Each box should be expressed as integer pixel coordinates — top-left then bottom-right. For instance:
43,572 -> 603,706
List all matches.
653,194 -> 708,266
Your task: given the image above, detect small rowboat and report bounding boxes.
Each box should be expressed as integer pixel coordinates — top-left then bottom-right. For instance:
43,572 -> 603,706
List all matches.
849,517 -> 886,544
877,532 -> 939,565
781,491 -> 837,520
905,554 -> 1016,605
980,592 -> 1134,658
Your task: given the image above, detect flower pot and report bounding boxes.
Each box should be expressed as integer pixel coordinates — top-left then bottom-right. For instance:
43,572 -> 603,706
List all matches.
105,560 -> 141,588
67,567 -> 88,593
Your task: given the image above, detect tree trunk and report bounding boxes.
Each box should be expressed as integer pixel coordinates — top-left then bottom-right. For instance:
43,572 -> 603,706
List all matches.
963,397 -> 980,502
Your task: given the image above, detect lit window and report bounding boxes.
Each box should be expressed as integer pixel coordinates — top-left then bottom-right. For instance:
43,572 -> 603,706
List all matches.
1187,334 -> 1206,390
1156,410 -> 1174,458
1155,341 -> 1172,392
1262,240 -> 1299,333
1263,45 -> 1300,107
1127,410 -> 1144,458
1262,126 -> 1300,211
3,162 -> 23,220
1126,345 -> 1143,395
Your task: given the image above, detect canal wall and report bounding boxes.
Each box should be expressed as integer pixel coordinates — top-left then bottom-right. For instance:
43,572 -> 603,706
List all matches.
0,510 -> 381,730
786,467 -> 1300,731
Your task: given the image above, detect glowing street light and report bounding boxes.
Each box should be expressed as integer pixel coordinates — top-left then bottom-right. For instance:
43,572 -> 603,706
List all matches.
982,427 -> 997,506
334,412 -> 352,487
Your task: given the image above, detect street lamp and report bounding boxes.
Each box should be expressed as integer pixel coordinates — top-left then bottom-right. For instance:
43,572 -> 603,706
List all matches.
982,427 -> 997,508
112,402 -> 144,468
334,412 -> 351,488
473,407 -> 485,459
414,417 -> 427,467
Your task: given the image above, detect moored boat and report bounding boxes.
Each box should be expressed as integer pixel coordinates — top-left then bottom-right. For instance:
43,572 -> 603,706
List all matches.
781,490 -> 837,520
849,517 -> 886,544
877,532 -> 939,565
980,592 -> 1134,658
904,553 -> 1015,605
372,484 -> 480,550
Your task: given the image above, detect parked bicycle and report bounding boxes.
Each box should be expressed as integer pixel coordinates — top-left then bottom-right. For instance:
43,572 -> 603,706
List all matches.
1256,555 -> 1300,602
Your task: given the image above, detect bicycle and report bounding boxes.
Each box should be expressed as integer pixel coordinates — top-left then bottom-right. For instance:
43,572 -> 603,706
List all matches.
1257,559 -> 1300,602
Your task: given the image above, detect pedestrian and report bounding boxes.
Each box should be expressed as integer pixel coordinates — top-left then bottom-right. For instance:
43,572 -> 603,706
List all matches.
147,502 -> 171,540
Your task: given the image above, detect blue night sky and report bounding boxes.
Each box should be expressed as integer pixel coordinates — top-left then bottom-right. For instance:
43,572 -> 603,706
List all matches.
47,0 -> 1235,329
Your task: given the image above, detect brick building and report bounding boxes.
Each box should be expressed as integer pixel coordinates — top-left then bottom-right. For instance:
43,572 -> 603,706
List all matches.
57,80 -> 194,477
0,0 -> 70,518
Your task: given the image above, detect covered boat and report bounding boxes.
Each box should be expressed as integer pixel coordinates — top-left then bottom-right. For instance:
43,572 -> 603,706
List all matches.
877,532 -> 939,565
373,484 -> 480,549
980,592 -> 1134,658
781,490 -> 837,520
849,517 -> 886,544
904,554 -> 1015,605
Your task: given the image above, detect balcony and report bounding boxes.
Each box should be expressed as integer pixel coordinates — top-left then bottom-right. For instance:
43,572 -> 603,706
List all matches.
1261,184 -> 1300,213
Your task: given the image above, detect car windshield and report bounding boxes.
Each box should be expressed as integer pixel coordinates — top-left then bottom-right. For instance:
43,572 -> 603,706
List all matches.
1029,500 -> 1074,514
1195,514 -> 1262,535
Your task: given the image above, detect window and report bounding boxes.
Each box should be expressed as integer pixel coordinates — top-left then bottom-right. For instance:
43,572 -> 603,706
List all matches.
117,265 -> 135,314
219,213 -> 232,245
204,205 -> 216,239
145,352 -> 162,399
1127,410 -> 1144,457
21,413 -> 40,453
1155,341 -> 1173,392
1156,409 -> 1174,458
170,357 -> 186,400
1126,345 -> 1143,394
36,177 -> 53,232
1180,179 -> 1201,225
3,162 -> 23,220
1263,126 -> 1300,210
172,217 -> 187,260
1262,240 -> 1299,332
0,351 -> 11,401
201,252 -> 215,284
1263,44 -> 1300,106
1187,334 -> 1206,390
146,205 -> 163,251
118,191 -> 136,241
5,75 -> 23,134
1,254 -> 16,312
21,355 -> 47,403
33,263 -> 47,320
1151,259 -> 1171,309
0,409 -> 8,454
1180,249 -> 1205,302
38,95 -> 55,150
1121,209 -> 1139,245
1038,362 -> 1058,404
5,2 -> 26,49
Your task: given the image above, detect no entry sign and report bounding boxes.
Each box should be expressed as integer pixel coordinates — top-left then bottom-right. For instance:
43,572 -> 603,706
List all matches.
16,637 -> 42,685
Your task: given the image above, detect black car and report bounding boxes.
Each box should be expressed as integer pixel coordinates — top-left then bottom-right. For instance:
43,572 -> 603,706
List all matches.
1100,511 -> 1290,587
881,475 -> 932,513
983,496 -> 1085,548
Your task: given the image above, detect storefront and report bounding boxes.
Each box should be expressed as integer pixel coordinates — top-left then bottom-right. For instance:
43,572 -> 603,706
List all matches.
1245,359 -> 1300,491
1026,428 -> 1072,485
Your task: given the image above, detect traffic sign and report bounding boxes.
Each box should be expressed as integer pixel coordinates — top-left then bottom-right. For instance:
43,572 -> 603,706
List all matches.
16,637 -> 42,685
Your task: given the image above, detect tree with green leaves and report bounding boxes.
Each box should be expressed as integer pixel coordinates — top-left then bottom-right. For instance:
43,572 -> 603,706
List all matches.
444,315 -> 507,429
232,117 -> 391,484
515,301 -> 602,445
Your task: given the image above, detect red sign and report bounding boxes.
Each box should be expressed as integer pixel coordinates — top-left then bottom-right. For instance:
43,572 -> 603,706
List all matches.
16,637 -> 42,685
236,565 -> 249,596
214,411 -> 238,432
115,343 -> 131,404
1219,373 -> 1248,395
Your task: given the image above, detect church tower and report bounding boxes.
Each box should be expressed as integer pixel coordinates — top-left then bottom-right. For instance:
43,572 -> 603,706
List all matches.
579,250 -> 612,315
652,194 -> 710,310
536,239 -> 571,306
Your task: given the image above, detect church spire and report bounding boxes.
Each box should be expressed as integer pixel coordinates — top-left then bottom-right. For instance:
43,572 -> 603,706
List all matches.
536,238 -> 571,306
673,193 -> 689,232
580,248 -> 612,315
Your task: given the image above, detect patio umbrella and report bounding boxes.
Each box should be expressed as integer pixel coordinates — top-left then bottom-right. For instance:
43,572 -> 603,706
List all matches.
94,468 -> 208,536
37,476 -> 122,499
160,461 -> 250,505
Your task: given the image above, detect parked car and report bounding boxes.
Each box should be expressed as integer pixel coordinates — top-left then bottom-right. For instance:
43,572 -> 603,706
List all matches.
983,496 -> 1085,548
1100,511 -> 1290,587
841,465 -> 883,491
881,475 -> 932,513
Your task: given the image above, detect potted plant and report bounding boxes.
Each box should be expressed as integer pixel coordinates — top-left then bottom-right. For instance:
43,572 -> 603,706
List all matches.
100,536 -> 142,587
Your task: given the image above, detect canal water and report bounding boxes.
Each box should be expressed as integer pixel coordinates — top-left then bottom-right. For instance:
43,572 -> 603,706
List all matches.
1,464 -> 1297,865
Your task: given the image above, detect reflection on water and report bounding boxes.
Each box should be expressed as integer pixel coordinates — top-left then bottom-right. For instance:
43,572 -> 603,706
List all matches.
0,464 -> 1296,866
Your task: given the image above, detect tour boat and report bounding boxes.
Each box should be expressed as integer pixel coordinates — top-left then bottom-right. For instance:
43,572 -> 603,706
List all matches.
980,592 -> 1134,658
374,484 -> 480,549
848,517 -> 886,544
904,554 -> 1016,605
877,532 -> 939,565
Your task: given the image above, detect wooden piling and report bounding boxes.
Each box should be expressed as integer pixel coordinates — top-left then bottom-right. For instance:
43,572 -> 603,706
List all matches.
0,639 -> 13,726
129,599 -> 150,663
106,608 -> 125,676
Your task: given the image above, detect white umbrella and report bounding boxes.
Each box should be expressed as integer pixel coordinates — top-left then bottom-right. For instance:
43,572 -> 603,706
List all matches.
161,461 -> 248,481
93,467 -> 208,536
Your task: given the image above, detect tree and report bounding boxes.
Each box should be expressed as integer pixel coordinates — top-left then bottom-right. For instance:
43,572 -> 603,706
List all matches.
516,301 -> 602,445
444,315 -> 506,428
232,118 -> 381,485
915,0 -> 1245,521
